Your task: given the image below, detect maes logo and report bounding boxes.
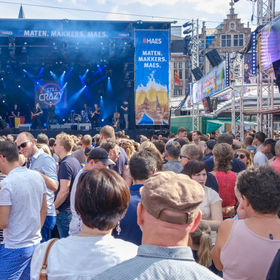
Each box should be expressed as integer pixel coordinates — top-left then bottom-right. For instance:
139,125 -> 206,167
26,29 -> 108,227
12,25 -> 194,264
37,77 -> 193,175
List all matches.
142,38 -> 162,44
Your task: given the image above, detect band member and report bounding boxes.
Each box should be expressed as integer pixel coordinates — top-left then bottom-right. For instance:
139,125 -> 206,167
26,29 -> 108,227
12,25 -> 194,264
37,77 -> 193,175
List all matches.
31,103 -> 43,129
11,104 -> 20,117
10,104 -> 21,127
113,112 -> 120,129
81,103 -> 89,123
120,100 -> 129,130
90,104 -> 100,127
47,101 -> 56,128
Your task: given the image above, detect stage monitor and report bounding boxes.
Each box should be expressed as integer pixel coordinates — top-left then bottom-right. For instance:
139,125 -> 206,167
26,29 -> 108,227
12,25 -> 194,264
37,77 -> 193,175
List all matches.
206,49 -> 223,67
273,59 -> 280,93
202,97 -> 213,113
191,67 -> 203,81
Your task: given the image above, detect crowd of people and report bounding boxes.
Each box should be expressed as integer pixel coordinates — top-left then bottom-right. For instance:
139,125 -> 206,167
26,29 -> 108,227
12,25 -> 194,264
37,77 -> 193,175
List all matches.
0,126 -> 280,280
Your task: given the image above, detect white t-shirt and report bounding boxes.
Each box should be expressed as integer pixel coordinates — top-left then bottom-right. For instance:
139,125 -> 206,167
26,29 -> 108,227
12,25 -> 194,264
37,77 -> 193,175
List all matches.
200,186 -> 222,220
30,234 -> 138,280
69,169 -> 84,235
0,167 -> 47,248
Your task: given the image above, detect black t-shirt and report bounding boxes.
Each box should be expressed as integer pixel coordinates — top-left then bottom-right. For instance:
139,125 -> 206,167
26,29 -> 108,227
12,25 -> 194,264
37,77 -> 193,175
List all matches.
57,155 -> 81,212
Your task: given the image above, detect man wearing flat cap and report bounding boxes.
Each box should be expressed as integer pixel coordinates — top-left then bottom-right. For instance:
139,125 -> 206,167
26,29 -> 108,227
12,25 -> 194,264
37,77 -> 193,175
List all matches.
92,171 -> 222,280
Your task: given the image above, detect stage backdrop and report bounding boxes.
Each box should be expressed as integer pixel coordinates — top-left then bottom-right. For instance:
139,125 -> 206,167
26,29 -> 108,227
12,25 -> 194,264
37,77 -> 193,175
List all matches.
35,82 -> 67,109
135,29 -> 169,125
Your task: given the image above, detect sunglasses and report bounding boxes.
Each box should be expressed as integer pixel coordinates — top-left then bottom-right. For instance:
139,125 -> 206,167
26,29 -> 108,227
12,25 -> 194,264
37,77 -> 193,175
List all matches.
234,153 -> 245,159
17,141 -> 30,150
180,155 -> 191,160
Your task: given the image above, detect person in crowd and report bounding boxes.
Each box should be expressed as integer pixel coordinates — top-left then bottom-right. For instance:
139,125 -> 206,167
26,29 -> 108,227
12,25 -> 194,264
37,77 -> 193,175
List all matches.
184,160 -> 222,231
190,221 -> 220,275
93,134 -> 100,147
69,147 -> 115,235
139,140 -> 164,171
0,139 -> 7,251
72,134 -> 92,165
192,130 -> 202,145
244,135 -> 256,154
176,127 -> 187,139
16,132 -> 58,242
210,131 -> 217,140
53,132 -> 81,238
37,133 -> 49,145
153,139 -> 165,155
163,141 -> 183,173
212,143 -> 236,218
266,249 -> 280,280
92,171 -> 221,280
211,166 -> 280,280
31,103 -> 43,129
254,138 -> 274,166
203,140 -> 216,161
0,141 -> 47,279
234,148 -> 253,169
100,125 -> 128,178
180,144 -> 219,193
270,140 -> 280,173
119,139 -> 135,161
151,134 -> 158,142
113,150 -> 157,245
31,169 -> 138,279
204,133 -> 246,173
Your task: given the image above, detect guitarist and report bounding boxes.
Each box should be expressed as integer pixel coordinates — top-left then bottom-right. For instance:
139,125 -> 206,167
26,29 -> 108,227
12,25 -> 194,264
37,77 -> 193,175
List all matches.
31,103 -> 43,129
90,104 -> 100,128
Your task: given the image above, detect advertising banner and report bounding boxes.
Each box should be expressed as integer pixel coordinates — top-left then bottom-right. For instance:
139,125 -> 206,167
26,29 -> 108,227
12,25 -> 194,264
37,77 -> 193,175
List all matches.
34,82 -> 67,109
192,61 -> 226,104
135,30 -> 169,125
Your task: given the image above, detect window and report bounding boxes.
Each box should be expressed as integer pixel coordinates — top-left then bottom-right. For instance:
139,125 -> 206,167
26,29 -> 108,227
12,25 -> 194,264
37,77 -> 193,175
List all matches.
221,35 -> 231,47
178,62 -> 182,69
227,35 -> 231,47
173,88 -> 183,97
221,35 -> 226,47
233,34 -> 244,47
179,69 -> 182,79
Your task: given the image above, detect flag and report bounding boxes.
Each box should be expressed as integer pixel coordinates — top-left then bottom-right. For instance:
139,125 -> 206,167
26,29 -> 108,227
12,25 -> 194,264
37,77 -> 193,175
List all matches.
174,68 -> 181,86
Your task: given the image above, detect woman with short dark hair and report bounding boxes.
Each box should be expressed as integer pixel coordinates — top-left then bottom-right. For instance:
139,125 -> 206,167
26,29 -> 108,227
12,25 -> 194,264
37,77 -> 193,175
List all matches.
211,166 -> 280,280
184,160 -> 222,232
31,169 -> 137,280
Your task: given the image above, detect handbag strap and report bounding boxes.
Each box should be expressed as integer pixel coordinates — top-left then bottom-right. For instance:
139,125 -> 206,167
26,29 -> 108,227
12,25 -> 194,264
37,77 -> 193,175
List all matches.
39,238 -> 59,280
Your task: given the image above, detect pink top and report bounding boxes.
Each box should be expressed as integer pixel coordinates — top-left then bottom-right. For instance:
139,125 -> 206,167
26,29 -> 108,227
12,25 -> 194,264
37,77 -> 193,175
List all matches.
270,157 -> 280,174
221,219 -> 280,280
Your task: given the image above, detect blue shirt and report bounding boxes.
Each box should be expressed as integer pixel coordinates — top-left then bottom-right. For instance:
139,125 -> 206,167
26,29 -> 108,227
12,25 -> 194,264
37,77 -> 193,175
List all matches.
93,245 -> 222,280
204,156 -> 246,173
113,184 -> 143,245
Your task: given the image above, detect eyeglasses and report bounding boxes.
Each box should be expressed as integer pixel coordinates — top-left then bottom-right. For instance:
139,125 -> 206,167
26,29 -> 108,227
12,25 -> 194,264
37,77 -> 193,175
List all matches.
234,153 -> 245,159
180,155 -> 190,160
17,141 -> 30,150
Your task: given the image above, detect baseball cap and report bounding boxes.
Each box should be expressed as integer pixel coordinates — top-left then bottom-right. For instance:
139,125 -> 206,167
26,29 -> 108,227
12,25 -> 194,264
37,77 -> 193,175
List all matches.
206,140 -> 216,150
140,171 -> 204,225
87,147 -> 115,165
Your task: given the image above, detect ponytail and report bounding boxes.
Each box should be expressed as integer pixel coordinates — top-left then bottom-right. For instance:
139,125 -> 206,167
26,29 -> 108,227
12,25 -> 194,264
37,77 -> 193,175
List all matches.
197,231 -> 212,267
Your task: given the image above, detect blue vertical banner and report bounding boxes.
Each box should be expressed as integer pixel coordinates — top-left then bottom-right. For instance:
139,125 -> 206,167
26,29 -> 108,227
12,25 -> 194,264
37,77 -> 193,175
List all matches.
135,30 -> 169,125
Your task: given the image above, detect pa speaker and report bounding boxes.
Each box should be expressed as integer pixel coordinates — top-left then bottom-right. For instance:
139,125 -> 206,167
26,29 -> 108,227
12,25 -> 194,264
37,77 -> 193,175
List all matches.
191,67 -> 203,81
206,49 -> 223,67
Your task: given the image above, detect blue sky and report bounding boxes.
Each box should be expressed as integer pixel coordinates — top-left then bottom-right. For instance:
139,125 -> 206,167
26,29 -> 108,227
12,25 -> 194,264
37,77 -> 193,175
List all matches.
0,0 -> 279,29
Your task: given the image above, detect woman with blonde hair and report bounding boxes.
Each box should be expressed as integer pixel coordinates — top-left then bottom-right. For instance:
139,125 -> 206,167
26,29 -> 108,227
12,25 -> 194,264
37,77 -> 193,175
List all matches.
139,140 -> 163,171
234,148 -> 253,169
212,143 -> 237,218
190,221 -> 220,275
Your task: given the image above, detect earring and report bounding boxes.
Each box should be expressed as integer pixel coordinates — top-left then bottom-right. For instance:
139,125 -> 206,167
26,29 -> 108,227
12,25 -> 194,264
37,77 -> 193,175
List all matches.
116,221 -> 121,235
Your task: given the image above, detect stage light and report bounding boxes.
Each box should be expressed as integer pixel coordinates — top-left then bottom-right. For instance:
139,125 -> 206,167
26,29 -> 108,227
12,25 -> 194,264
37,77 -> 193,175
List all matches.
18,85 -> 21,88
1,78 -> 3,80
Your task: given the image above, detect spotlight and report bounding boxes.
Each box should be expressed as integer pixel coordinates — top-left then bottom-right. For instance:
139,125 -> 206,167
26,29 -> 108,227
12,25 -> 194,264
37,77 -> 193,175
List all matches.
18,85 -> 21,88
